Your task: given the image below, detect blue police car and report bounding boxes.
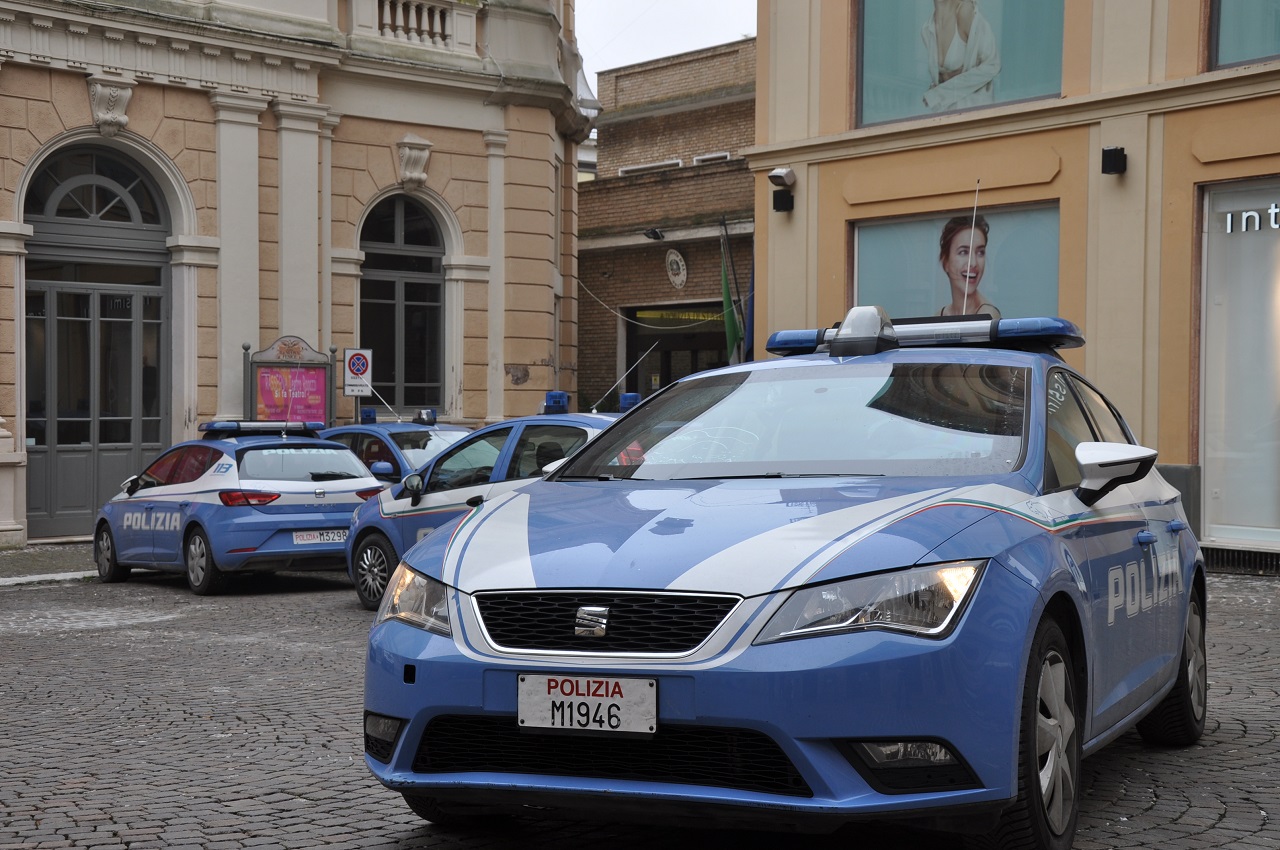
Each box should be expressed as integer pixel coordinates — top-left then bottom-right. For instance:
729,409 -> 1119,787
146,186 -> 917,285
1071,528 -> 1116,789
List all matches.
344,411 -> 613,609
361,308 -> 1208,848
94,421 -> 384,595
320,411 -> 470,483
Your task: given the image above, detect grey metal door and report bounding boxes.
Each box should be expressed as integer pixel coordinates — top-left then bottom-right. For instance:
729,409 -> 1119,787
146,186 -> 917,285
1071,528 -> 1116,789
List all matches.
25,280 -> 167,538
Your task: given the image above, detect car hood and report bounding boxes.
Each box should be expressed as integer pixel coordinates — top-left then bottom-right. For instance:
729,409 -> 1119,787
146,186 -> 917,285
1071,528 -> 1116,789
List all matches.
413,476 -> 1039,597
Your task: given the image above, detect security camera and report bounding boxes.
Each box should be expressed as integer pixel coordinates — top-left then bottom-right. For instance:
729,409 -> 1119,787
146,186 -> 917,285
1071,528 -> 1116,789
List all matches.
767,167 -> 796,188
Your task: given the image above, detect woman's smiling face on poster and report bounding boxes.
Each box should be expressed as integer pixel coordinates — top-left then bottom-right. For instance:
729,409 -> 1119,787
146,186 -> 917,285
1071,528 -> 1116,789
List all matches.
943,225 -> 987,295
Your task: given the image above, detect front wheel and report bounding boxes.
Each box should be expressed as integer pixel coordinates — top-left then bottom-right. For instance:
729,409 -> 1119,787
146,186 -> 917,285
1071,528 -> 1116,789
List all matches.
967,618 -> 1080,850
185,529 -> 226,596
95,524 -> 130,583
352,533 -> 396,611
1137,588 -> 1207,746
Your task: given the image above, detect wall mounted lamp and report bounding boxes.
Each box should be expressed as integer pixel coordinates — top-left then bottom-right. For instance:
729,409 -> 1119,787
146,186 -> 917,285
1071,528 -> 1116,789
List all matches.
1101,147 -> 1127,175
643,228 -> 664,240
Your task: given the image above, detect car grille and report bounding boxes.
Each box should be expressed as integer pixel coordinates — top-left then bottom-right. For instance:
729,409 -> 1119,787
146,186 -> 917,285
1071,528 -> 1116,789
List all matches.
415,715 -> 812,798
473,591 -> 740,654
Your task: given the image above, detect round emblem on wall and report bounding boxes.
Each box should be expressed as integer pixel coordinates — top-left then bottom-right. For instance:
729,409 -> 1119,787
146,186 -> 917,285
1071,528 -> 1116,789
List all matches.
665,249 -> 687,289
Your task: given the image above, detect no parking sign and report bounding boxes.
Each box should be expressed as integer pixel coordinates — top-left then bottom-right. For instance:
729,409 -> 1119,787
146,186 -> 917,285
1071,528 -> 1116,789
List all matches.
343,349 -> 373,397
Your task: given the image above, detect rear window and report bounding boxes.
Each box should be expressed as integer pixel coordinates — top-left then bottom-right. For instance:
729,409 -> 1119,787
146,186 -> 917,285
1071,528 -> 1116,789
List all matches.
561,362 -> 1028,480
237,446 -> 371,482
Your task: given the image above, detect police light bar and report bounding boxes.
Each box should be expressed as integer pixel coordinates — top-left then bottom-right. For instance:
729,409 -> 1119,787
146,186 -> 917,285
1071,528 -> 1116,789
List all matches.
199,420 -> 326,437
412,408 -> 437,426
765,308 -> 1084,356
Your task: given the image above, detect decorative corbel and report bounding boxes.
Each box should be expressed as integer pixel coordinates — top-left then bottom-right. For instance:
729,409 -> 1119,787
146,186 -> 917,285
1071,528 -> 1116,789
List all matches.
397,134 -> 433,190
87,75 -> 135,137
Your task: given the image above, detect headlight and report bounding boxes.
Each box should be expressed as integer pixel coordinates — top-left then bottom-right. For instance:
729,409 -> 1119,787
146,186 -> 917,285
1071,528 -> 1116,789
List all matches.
374,563 -> 452,636
754,560 -> 985,644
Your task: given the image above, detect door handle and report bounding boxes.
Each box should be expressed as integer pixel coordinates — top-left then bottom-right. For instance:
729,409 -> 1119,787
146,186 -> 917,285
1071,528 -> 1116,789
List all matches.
1168,519 -> 1188,533
1135,530 -> 1158,546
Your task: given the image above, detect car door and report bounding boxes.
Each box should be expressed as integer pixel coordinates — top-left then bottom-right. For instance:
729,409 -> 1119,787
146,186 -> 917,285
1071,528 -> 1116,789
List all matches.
387,426 -> 515,549
114,447 -> 186,563
1072,376 -> 1186,690
1043,369 -> 1154,734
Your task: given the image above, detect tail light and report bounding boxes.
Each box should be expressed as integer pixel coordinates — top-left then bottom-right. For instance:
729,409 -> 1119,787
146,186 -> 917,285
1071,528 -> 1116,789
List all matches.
219,490 -> 280,507
357,486 -> 385,501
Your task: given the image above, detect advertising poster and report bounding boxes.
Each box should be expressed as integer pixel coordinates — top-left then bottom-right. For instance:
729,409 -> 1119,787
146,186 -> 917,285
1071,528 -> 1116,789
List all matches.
254,365 -> 329,421
853,205 -> 1060,321
859,0 -> 1064,126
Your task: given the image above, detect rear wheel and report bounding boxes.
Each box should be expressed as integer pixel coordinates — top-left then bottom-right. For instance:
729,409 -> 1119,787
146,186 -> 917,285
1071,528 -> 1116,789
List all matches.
1137,588 -> 1207,746
967,618 -> 1079,850
352,533 -> 396,610
94,524 -> 130,583
185,529 -> 225,596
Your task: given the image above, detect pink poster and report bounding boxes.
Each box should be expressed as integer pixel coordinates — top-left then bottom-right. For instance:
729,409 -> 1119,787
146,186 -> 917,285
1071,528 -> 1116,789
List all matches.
255,365 -> 328,421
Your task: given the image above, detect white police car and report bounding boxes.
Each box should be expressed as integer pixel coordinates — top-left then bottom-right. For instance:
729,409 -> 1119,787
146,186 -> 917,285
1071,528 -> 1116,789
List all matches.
362,309 -> 1206,849
345,410 -> 613,610
94,421 -> 384,595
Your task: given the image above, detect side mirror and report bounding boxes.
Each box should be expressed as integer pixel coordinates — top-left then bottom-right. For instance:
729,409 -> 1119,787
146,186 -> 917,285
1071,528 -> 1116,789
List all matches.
122,475 -> 141,496
1075,442 -> 1157,507
403,472 -> 424,507
541,457 -> 568,475
369,460 -> 395,481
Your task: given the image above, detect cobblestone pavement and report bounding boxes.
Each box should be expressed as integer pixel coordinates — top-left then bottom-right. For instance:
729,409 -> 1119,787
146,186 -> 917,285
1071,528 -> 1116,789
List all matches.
0,567 -> 1275,850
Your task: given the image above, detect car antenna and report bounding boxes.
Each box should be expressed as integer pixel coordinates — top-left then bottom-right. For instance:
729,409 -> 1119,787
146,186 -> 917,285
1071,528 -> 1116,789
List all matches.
962,178 -> 980,318
590,340 -> 660,413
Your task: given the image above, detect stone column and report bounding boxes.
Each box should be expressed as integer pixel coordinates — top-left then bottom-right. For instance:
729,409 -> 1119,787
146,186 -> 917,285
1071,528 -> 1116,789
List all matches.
210,92 -> 268,419
0,222 -> 31,547
273,101 -> 330,343
484,130 -> 509,422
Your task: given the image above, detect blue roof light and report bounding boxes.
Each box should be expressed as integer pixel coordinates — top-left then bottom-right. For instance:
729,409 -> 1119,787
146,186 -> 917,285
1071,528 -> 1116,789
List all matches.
766,308 -> 1084,357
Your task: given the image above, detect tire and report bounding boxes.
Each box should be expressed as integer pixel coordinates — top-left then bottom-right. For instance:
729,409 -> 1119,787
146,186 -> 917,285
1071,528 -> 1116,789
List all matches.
94,524 -> 130,583
401,794 -> 510,829
1137,588 -> 1208,746
352,533 -> 396,611
967,619 -> 1080,850
185,528 -> 226,596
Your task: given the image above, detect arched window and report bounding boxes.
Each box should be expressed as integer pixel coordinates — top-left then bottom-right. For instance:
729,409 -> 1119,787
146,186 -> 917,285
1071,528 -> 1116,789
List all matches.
359,196 -> 446,409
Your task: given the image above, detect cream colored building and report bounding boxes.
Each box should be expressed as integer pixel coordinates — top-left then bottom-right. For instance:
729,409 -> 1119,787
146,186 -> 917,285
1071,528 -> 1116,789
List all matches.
0,0 -> 595,541
752,1 -> 1280,568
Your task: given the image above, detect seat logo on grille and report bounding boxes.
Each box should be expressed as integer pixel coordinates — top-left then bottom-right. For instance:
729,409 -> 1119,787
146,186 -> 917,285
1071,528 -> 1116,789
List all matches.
574,606 -> 609,637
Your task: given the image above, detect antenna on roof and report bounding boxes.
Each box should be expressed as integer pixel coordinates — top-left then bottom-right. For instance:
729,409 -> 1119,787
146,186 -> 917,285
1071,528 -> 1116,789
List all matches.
962,178 -> 980,318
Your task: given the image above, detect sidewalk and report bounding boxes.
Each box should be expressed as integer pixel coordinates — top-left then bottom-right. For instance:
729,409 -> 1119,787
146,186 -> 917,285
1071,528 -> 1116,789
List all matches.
0,541 -> 94,586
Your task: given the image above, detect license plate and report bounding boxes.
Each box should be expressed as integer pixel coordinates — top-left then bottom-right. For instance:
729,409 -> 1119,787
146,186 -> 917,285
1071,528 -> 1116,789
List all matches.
517,674 -> 656,735
292,529 -> 347,545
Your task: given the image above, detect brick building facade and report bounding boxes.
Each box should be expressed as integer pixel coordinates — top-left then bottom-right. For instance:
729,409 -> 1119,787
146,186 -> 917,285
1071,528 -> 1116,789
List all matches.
578,39 -> 754,412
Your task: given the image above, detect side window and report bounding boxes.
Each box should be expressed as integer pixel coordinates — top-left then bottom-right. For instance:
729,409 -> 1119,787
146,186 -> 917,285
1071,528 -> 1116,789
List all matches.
1044,371 -> 1095,492
171,445 -> 220,486
326,432 -> 356,450
427,429 -> 511,492
508,425 -> 590,479
357,436 -> 394,469
139,448 -> 185,489
1071,378 -> 1132,445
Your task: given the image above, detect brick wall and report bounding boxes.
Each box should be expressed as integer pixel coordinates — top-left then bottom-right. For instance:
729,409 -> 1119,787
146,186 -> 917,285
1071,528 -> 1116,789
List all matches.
597,39 -> 755,113
579,159 -> 752,236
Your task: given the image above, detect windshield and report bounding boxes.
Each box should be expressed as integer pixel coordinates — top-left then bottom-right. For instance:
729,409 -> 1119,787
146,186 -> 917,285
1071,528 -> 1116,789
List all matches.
238,446 -> 372,482
395,430 -> 468,469
560,362 -> 1028,481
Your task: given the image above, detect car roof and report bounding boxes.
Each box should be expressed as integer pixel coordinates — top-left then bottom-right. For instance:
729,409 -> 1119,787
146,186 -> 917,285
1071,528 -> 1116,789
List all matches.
471,412 -> 616,434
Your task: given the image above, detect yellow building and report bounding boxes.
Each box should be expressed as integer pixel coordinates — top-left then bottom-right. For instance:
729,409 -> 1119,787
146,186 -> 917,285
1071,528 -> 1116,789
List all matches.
752,1 -> 1280,567
0,0 -> 594,541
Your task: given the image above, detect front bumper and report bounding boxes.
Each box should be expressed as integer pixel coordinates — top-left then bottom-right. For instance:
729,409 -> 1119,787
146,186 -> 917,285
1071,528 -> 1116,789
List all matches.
362,563 -> 1038,828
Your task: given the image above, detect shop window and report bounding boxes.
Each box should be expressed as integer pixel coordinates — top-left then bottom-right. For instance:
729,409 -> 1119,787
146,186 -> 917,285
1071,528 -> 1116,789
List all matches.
857,0 -> 1064,127
1212,0 -> 1280,68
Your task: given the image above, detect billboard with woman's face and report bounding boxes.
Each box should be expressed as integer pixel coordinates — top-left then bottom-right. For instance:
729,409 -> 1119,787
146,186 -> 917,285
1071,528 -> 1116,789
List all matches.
858,0 -> 1064,126
852,205 -> 1060,321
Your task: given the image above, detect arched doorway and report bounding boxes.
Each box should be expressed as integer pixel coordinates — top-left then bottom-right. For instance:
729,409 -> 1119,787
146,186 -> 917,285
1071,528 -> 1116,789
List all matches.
24,147 -> 172,538
359,195 -> 446,413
